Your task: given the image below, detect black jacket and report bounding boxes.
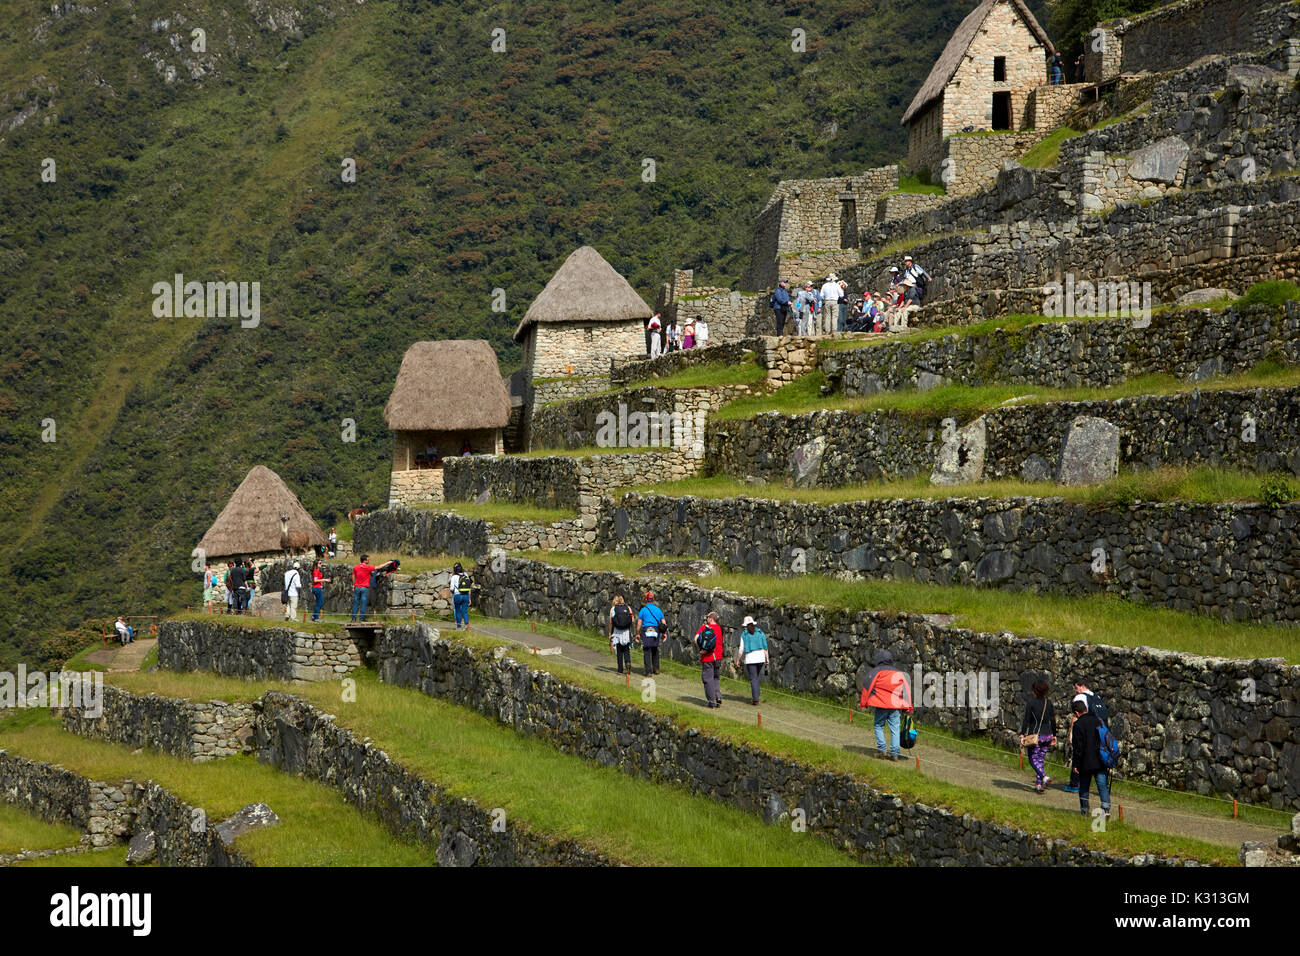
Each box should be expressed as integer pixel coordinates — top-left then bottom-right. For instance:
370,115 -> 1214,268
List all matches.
1072,711 -> 1105,773
1020,697 -> 1055,737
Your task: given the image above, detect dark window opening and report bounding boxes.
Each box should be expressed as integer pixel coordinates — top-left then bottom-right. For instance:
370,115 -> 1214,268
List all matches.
992,91 -> 1012,130
993,56 -> 1006,81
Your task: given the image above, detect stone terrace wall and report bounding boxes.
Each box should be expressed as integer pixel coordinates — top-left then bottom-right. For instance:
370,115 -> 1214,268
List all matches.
475,558 -> 1300,809
354,507 -> 491,558
820,303 -> 1300,395
530,384 -> 751,452
375,621 -> 1186,863
254,691 -> 610,866
705,385 -> 1300,486
157,619 -> 360,681
875,191 -> 947,223
942,132 -> 1040,197
673,290 -> 761,342
1112,0 -> 1300,76
60,684 -> 255,761
598,492 -> 1300,625
0,752 -> 249,864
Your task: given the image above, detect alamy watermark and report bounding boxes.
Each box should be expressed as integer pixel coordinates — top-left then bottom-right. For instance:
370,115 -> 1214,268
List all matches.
594,402 -> 707,453
151,272 -> 260,327
0,667 -> 103,717
1043,274 -> 1151,328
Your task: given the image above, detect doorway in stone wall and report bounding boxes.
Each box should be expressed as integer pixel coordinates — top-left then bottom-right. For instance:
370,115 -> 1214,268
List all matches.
992,91 -> 1012,131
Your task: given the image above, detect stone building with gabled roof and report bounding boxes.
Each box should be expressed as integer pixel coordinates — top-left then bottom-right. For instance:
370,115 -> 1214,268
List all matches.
903,0 -> 1059,185
514,245 -> 652,381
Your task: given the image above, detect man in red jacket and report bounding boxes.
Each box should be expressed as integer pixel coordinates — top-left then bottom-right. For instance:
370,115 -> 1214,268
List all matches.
694,612 -> 725,708
350,554 -> 377,622
859,649 -> 913,759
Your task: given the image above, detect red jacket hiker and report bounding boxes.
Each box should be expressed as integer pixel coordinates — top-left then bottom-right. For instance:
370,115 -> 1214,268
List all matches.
694,620 -> 724,663
859,650 -> 913,711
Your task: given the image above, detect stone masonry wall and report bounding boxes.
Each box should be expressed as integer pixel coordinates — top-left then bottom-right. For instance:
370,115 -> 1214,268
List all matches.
612,338 -> 765,387
820,303 -> 1300,396
529,384 -> 751,452
473,558 -> 1300,810
354,507 -> 491,558
598,491 -> 1300,626
374,621 -> 1188,863
1111,0 -> 1300,77
942,131 -> 1041,196
157,619 -> 360,682
941,0 -> 1046,137
254,691 -> 610,866
526,320 -> 647,380
60,684 -> 255,762
705,384 -> 1300,486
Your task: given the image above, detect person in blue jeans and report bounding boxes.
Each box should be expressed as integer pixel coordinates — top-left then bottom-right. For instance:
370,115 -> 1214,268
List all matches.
1070,699 -> 1111,818
858,649 -> 913,759
350,555 -> 375,622
450,563 -> 471,630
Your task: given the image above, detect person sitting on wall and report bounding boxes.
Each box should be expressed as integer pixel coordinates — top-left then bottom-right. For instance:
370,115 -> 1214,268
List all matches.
461,440 -> 472,456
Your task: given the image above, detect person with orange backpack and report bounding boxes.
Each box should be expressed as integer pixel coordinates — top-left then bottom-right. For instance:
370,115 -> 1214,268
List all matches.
858,649 -> 914,759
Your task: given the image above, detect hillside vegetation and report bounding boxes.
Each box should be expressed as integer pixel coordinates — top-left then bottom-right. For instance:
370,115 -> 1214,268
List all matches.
0,0 -> 1021,667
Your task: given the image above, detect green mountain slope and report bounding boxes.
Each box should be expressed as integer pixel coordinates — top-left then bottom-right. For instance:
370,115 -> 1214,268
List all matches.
0,0 -> 1032,666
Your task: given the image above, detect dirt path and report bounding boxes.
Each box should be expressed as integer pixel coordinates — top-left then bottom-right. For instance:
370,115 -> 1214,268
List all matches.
89,638 -> 157,673
472,620 -> 1281,851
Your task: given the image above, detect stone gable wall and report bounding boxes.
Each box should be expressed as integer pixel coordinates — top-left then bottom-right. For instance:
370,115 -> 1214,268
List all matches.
157,619 -> 360,682
526,320 -> 647,380
942,1 -> 1046,136
472,558 -> 1300,811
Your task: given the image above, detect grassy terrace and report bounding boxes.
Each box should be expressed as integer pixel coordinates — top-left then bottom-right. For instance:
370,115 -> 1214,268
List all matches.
634,467 -> 1300,508
0,800 -> 83,855
98,669 -> 855,866
103,659 -> 1230,863
411,500 -> 579,523
0,709 -> 437,867
715,359 -> 1300,421
510,549 -> 1298,662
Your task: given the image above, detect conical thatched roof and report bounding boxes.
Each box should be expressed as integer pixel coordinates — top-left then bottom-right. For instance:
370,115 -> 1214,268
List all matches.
901,0 -> 1054,126
384,339 -> 510,431
197,465 -> 328,559
513,245 -> 653,342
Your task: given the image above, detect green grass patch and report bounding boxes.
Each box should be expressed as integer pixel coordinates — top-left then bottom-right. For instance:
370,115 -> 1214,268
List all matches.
1238,280 -> 1300,307
1019,126 -> 1079,169
0,801 -> 84,855
166,610 -> 342,636
99,669 -> 858,866
61,642 -> 109,673
884,174 -> 947,196
636,358 -> 766,390
512,549 -> 1300,662
15,847 -> 133,867
0,711 -> 437,867
140,645 -> 158,671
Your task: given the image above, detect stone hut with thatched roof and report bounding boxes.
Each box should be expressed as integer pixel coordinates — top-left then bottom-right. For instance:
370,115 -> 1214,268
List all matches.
514,245 -> 652,381
384,339 -> 511,506
902,0 -> 1061,187
197,464 -> 328,563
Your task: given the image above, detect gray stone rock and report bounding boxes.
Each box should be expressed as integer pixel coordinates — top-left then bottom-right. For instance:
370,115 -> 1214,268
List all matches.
974,551 -> 1015,583
1056,416 -> 1120,486
930,416 -> 987,486
761,793 -> 787,824
845,369 -> 884,397
474,488 -> 491,505
635,560 -> 718,578
915,371 -> 950,392
1225,64 -> 1281,94
789,435 -> 828,488
1175,288 -> 1232,307
249,593 -> 281,619
1020,455 -> 1051,483
1129,136 -> 1190,184
214,803 -> 280,846
436,829 -> 480,867
126,830 -> 156,865
1187,355 -> 1224,382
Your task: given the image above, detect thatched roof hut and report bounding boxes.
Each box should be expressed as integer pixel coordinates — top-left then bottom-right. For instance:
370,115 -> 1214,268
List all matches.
384,340 -> 510,431
198,465 -> 328,559
513,245 -> 653,342
901,0 -> 1053,126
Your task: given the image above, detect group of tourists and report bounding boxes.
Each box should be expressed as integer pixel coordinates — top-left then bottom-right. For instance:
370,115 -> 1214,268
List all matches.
203,558 -> 265,614
1019,675 -> 1115,817
646,312 -> 709,359
769,255 -> 931,336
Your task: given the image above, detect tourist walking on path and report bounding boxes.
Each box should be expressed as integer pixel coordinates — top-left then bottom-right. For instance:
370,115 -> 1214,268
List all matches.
819,273 -> 843,335
694,611 -> 725,708
636,591 -> 667,676
734,615 -> 769,705
1064,677 -> 1108,792
666,318 -> 681,352
351,554 -> 376,622
1020,678 -> 1057,793
203,565 -> 218,611
695,316 -> 709,349
310,560 -> 331,622
1070,699 -> 1112,818
609,594 -> 635,675
794,282 -> 817,336
770,280 -> 791,336
229,560 -> 249,614
283,561 -> 303,621
449,562 -> 472,630
858,649 -> 913,759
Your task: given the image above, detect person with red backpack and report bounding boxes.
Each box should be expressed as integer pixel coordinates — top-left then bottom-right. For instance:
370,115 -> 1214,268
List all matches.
694,611 -> 725,708
858,649 -> 913,759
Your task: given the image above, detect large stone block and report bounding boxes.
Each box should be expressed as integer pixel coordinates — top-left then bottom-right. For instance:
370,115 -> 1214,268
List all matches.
1056,416 -> 1120,486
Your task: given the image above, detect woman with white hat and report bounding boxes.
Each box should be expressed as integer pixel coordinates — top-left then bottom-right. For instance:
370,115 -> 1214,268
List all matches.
735,616 -> 770,706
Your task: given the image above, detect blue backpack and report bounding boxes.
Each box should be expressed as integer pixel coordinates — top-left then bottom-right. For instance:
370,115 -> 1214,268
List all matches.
899,713 -> 917,749
1098,722 -> 1120,770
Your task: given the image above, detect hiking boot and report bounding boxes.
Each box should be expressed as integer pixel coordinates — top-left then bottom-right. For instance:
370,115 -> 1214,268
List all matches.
1034,784 -> 1045,794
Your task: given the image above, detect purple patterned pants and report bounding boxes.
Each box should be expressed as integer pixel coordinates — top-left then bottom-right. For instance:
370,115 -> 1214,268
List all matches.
1029,740 -> 1050,785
